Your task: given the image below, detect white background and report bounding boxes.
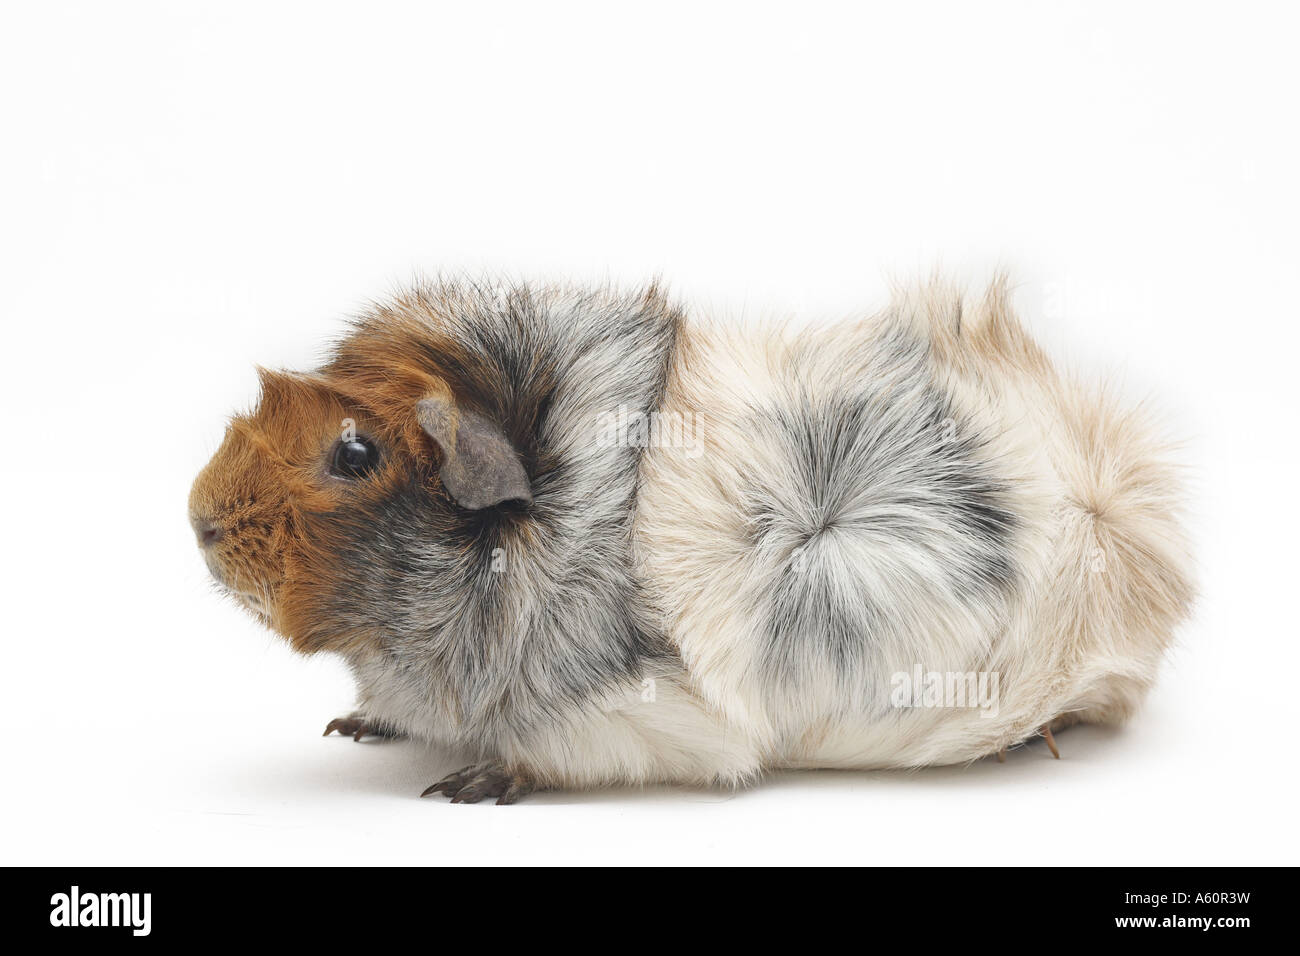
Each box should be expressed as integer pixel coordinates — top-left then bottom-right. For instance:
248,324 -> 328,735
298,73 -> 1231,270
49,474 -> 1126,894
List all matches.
2,1 -> 1296,865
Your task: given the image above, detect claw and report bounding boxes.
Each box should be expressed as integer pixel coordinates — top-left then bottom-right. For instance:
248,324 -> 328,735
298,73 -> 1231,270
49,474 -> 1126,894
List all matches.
421,762 -> 531,804
421,766 -> 475,798
1041,723 -> 1060,759
323,717 -> 365,738
497,780 -> 532,805
324,715 -> 404,742
451,769 -> 505,804
995,748 -> 1006,763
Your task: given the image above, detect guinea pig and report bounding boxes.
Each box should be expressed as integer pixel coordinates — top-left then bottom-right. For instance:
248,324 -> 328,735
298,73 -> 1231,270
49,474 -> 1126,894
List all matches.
188,277 -> 1193,803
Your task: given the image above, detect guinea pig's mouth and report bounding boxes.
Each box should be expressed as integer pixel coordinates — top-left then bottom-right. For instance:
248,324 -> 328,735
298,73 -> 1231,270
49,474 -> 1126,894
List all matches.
202,561 -> 277,624
234,588 -> 272,618
220,584 -> 278,627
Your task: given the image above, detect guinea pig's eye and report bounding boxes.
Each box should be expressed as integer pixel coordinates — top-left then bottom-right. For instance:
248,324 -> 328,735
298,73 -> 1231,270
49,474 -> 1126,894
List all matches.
330,438 -> 381,480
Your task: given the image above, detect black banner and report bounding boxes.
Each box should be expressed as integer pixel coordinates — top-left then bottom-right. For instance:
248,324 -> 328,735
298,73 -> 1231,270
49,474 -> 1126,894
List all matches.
7,867 -> 1280,942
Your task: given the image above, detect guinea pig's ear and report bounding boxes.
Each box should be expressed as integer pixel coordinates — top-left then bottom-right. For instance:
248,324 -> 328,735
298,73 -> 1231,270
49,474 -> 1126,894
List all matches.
415,394 -> 532,510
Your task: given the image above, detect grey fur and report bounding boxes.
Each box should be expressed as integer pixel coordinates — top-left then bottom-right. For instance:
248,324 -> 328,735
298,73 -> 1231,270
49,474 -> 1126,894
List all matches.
315,282 -> 681,753
737,322 -> 1017,710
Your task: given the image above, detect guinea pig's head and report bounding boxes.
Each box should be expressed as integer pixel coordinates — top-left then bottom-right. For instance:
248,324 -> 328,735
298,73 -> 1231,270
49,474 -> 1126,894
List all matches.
188,359 -> 532,654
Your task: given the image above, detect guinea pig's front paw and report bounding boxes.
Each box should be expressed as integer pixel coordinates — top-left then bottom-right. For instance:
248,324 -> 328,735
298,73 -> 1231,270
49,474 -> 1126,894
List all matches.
322,714 -> 405,742
420,761 -> 534,805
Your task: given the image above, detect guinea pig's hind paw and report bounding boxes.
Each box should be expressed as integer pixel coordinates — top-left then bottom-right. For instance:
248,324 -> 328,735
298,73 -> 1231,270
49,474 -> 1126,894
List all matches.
322,716 -> 403,742
421,762 -> 533,805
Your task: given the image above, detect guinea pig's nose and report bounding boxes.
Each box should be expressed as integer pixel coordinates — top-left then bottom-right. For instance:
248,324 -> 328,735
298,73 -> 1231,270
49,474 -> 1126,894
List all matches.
191,513 -> 224,548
